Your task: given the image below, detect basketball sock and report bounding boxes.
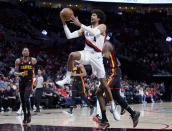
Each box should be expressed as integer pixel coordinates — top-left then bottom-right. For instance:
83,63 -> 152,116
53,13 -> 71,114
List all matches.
126,106 -> 135,116
24,112 -> 27,121
97,99 -> 101,117
66,71 -> 72,79
110,100 -> 115,110
27,110 -> 30,116
102,110 -> 107,121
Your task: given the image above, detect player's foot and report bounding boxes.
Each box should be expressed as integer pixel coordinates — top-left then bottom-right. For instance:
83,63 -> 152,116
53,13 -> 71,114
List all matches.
34,109 -> 40,113
56,77 -> 71,87
120,108 -> 126,115
23,116 -> 27,126
67,110 -> 72,114
27,113 -> 31,124
23,120 -> 27,126
90,106 -> 94,116
64,110 -> 73,116
131,111 -> 140,127
92,114 -> 101,123
110,107 -> 120,121
16,109 -> 23,116
98,119 -> 110,130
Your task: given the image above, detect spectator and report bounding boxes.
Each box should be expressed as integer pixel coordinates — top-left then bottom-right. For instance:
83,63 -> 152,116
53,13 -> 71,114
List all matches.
4,85 -> 17,111
42,84 -> 54,108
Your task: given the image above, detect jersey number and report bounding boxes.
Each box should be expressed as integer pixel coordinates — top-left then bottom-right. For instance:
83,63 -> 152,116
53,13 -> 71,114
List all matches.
24,71 -> 28,76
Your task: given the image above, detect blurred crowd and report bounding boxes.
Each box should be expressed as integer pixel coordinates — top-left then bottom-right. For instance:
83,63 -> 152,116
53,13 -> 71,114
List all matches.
120,77 -> 165,104
0,71 -> 165,112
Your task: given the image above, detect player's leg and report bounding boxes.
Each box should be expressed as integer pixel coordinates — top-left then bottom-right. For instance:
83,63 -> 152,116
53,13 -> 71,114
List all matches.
67,81 -> 77,114
67,52 -> 81,71
92,99 -> 101,123
106,76 -> 121,121
20,91 -> 27,125
24,82 -> 33,124
99,78 -> 113,103
80,92 -> 94,116
17,104 -> 23,115
91,54 -> 115,113
99,78 -> 115,114
78,81 -> 94,116
96,99 -> 101,117
24,89 -> 32,124
96,87 -> 110,129
56,51 -> 81,86
16,93 -> 23,115
112,78 -> 140,127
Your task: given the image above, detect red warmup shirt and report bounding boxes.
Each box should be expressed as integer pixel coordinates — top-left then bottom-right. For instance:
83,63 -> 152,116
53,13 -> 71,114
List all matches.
148,90 -> 154,96
150,90 -> 155,96
58,88 -> 68,97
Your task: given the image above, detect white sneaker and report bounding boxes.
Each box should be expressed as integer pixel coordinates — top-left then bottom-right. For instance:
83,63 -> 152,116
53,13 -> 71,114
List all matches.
1,107 -> 4,111
110,107 -> 120,121
16,108 -> 23,115
56,77 -> 71,87
33,105 -> 36,111
151,99 -> 155,103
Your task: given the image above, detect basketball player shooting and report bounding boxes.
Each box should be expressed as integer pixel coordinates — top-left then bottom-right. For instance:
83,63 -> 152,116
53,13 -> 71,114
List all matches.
56,8 -> 116,115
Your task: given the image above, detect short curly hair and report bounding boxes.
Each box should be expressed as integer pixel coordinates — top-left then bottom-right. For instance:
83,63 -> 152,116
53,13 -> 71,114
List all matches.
91,9 -> 106,24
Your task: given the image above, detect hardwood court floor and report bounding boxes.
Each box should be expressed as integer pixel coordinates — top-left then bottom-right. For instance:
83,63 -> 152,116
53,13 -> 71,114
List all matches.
0,102 -> 172,131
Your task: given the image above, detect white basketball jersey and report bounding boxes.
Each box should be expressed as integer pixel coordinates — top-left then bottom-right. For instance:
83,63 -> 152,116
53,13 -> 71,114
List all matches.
84,26 -> 105,52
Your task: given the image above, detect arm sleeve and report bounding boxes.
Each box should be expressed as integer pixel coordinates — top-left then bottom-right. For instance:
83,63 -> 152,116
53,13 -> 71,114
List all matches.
63,25 -> 79,39
81,24 -> 101,36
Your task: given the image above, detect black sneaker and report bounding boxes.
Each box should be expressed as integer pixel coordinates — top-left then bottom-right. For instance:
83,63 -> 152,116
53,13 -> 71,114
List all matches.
34,109 -> 40,113
66,110 -> 73,116
23,116 -> 27,126
90,106 -> 94,116
98,119 -> 110,130
121,108 -> 126,115
131,111 -> 140,127
27,113 -> 31,124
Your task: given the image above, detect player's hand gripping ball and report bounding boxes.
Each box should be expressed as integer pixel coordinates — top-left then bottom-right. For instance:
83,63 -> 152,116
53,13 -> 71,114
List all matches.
61,8 -> 74,21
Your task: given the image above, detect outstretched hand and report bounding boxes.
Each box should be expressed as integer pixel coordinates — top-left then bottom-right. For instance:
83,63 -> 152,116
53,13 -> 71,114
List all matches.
70,16 -> 82,27
60,11 -> 66,25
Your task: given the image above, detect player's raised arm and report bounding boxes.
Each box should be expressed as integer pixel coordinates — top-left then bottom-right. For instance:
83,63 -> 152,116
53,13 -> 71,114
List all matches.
81,24 -> 106,36
60,11 -> 83,39
70,15 -> 106,37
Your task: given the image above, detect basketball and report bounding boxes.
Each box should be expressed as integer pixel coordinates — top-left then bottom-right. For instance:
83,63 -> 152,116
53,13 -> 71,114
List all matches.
61,8 -> 74,21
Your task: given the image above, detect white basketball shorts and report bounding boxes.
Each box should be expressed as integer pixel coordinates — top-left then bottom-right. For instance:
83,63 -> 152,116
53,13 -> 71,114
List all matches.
78,50 -> 105,79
